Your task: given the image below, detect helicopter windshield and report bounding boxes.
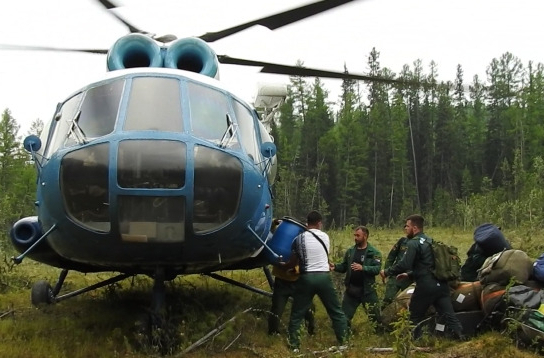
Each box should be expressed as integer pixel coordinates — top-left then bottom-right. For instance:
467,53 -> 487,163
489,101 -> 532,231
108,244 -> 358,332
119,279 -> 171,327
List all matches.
232,100 -> 260,164
43,80 -> 124,157
124,77 -> 183,131
187,81 -> 229,142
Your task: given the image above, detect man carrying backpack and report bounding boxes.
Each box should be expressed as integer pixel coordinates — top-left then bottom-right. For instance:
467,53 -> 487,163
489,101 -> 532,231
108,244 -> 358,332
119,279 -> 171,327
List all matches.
380,214 -> 464,340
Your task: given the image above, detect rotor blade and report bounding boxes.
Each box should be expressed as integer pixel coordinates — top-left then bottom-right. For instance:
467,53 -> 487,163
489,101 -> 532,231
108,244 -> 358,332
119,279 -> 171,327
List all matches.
218,55 -> 407,85
96,0 -> 147,34
0,44 -> 107,54
199,0 -> 357,42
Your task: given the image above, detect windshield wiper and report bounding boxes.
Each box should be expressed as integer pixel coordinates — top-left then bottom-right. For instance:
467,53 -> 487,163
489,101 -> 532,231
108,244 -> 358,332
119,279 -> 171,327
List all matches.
68,110 -> 87,145
219,114 -> 238,148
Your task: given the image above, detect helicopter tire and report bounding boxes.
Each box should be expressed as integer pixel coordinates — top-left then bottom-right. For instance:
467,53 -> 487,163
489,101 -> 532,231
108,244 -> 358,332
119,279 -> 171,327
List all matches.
31,280 -> 55,307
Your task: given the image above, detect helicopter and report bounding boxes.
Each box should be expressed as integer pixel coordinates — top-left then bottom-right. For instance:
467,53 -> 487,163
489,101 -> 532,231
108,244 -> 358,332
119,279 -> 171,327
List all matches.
4,0 -> 403,316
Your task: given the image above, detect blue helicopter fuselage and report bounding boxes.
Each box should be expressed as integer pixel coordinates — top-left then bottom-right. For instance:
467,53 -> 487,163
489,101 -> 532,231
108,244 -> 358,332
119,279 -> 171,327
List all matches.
13,68 -> 278,276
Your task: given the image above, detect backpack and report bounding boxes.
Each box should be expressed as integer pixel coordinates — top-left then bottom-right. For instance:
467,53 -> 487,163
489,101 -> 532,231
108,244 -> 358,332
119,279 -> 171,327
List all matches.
428,238 -> 461,283
460,243 -> 487,282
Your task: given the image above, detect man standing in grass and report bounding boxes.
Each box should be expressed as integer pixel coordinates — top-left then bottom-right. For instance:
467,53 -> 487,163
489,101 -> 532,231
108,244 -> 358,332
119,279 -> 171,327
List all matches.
381,236 -> 411,308
282,210 -> 348,352
331,226 -> 382,330
380,214 -> 464,340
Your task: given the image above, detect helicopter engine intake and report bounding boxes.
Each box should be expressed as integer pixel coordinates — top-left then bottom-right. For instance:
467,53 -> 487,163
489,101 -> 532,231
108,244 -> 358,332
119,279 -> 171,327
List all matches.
107,33 -> 163,71
164,38 -> 219,79
107,34 -> 220,79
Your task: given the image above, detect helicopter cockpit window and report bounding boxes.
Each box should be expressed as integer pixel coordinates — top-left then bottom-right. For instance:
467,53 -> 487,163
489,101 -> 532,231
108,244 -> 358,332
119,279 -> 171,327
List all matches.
232,100 -> 260,164
45,93 -> 82,158
117,140 -> 186,189
193,145 -> 242,233
61,143 -> 110,232
187,82 -> 230,143
124,77 -> 183,132
77,79 -> 123,137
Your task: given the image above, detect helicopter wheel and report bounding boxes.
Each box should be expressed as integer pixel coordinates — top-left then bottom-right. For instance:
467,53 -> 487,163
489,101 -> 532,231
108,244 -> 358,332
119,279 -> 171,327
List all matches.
31,280 -> 55,306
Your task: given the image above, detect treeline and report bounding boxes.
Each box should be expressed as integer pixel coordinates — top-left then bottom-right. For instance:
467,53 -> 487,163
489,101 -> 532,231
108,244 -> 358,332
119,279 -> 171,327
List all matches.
0,109 -> 41,243
270,48 -> 544,231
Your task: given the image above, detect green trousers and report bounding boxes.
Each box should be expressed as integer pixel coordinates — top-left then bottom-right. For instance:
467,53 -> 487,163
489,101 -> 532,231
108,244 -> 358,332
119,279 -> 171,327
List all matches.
342,288 -> 381,326
288,272 -> 348,349
268,277 -> 315,335
410,275 -> 463,339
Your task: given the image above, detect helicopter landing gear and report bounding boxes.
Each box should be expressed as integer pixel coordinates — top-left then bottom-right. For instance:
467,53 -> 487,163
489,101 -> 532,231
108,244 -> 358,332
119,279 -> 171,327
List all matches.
150,267 -> 166,318
31,280 -> 55,306
30,269 -> 133,308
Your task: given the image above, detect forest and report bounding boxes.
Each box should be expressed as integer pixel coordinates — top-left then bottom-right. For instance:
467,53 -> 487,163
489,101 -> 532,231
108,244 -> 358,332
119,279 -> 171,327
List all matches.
270,48 -> 544,232
1,48 -> 544,236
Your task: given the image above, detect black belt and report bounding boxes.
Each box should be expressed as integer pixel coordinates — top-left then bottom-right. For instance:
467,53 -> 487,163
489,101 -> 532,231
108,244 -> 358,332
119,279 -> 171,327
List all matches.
301,271 -> 329,274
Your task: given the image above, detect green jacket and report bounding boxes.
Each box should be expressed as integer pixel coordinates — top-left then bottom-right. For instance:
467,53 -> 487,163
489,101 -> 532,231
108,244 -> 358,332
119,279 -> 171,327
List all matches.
334,243 -> 382,291
384,237 -> 409,270
385,233 -> 435,282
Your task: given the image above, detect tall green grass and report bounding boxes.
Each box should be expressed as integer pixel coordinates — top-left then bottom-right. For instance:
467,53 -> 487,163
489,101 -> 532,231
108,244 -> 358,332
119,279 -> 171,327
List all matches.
0,226 -> 541,357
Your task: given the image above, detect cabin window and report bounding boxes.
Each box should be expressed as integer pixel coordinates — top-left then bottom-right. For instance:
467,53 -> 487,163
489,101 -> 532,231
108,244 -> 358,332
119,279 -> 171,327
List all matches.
45,93 -> 82,157
76,79 -> 123,138
193,145 -> 242,233
118,195 -> 185,243
117,140 -> 186,189
187,82 -> 230,143
60,143 -> 110,232
124,77 -> 183,132
232,100 -> 260,163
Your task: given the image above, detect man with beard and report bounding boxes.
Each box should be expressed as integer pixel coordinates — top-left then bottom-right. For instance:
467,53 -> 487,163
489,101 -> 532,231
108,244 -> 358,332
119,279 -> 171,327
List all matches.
331,226 -> 382,330
380,214 -> 464,340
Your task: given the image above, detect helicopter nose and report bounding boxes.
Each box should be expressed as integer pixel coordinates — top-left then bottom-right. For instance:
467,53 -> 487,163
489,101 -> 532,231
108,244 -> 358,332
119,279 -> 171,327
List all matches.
60,140 -> 243,240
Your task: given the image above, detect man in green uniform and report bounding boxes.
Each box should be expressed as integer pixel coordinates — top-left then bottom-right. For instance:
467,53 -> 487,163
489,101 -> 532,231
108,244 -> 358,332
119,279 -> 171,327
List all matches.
380,214 -> 464,340
331,226 -> 382,328
381,236 -> 411,308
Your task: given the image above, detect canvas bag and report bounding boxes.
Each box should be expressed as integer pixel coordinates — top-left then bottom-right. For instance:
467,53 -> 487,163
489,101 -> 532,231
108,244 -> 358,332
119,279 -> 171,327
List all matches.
451,281 -> 483,312
478,249 -> 533,286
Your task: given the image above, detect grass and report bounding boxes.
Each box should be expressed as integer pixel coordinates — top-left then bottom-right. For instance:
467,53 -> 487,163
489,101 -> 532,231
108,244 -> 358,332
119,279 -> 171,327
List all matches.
0,226 -> 543,357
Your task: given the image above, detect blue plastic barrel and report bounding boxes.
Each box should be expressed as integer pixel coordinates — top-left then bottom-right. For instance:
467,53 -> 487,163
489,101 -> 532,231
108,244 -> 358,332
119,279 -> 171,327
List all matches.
265,216 -> 306,263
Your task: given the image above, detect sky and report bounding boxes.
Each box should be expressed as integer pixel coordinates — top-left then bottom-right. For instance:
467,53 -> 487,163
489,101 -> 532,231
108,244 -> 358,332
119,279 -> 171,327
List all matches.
0,0 -> 543,136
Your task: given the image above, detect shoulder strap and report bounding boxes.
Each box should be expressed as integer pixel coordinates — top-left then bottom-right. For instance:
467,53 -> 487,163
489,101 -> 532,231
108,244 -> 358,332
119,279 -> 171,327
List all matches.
306,230 -> 329,256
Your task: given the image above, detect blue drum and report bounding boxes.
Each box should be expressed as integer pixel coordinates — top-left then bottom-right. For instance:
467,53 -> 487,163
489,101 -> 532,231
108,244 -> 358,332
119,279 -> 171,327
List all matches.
265,216 -> 306,263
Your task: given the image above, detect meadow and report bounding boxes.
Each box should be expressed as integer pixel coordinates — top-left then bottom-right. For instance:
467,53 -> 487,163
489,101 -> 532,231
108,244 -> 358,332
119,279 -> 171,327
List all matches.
0,226 -> 543,358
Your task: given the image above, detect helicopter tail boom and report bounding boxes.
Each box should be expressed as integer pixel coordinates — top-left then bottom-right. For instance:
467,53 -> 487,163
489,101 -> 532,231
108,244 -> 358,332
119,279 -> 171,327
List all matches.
107,34 -> 219,79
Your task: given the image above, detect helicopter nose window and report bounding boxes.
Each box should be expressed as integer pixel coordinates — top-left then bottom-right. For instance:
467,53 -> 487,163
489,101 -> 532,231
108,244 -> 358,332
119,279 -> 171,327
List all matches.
77,79 -> 123,137
124,77 -> 183,132
117,140 -> 186,189
193,145 -> 242,233
118,195 -> 185,243
61,143 -> 110,232
187,82 -> 230,143
232,100 -> 260,162
45,93 -> 82,157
